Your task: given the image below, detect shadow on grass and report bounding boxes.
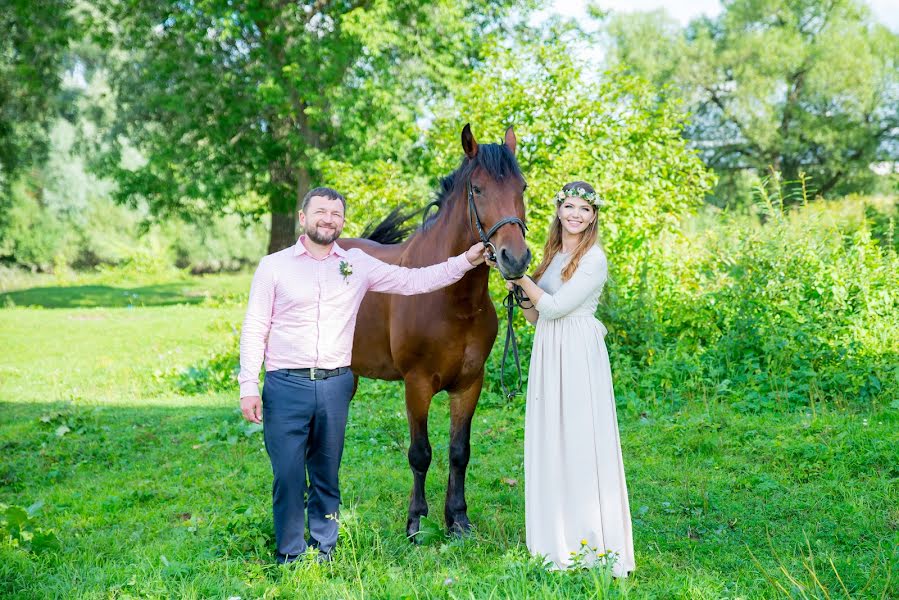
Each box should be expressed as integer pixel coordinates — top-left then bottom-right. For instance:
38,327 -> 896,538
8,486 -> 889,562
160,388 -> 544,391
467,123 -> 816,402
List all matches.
0,283 -> 208,309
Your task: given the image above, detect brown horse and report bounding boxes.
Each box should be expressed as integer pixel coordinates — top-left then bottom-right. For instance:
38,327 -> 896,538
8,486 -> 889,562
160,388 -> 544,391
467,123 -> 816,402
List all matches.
340,124 -> 530,537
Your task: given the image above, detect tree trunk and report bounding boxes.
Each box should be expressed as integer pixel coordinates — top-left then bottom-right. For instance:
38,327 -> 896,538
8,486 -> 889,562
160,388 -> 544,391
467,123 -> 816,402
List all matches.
266,164 -> 313,254
296,165 -> 311,227
267,165 -> 297,253
268,209 -> 296,254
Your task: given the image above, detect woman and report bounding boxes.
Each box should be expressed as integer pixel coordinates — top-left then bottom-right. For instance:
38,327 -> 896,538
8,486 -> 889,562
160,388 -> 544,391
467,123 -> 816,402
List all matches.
496,181 -> 635,576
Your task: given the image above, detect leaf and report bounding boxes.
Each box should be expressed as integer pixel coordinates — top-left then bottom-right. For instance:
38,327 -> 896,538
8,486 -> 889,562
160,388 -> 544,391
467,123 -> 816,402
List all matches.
5,506 -> 29,529
29,530 -> 61,554
55,425 -> 70,437
411,516 -> 445,546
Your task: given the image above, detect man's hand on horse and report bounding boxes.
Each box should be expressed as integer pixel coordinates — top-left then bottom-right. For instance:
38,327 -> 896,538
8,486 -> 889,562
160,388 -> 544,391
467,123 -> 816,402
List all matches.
466,242 -> 487,265
241,395 -> 262,424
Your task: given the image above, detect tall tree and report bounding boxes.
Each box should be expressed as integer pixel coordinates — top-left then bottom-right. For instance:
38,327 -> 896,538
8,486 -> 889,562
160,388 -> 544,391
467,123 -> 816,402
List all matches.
0,0 -> 77,224
604,0 -> 899,200
89,0 -> 528,252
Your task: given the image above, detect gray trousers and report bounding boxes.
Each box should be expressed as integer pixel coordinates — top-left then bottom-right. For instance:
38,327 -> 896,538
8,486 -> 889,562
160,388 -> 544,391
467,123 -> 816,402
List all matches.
261,368 -> 354,561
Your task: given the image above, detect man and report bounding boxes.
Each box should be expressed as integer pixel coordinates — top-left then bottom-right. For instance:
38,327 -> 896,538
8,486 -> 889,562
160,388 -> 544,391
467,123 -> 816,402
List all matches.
238,186 -> 486,563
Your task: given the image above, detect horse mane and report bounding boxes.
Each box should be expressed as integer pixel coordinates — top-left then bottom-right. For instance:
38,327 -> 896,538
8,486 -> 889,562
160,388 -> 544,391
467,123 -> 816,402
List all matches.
363,141 -> 521,244
360,207 -> 418,244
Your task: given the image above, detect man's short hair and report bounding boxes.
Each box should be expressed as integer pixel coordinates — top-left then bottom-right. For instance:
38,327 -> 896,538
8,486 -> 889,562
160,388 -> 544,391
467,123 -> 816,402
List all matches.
301,187 -> 346,212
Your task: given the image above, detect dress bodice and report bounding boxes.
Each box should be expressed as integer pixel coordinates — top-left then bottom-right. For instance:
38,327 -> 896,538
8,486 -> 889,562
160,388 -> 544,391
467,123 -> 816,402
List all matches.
535,245 -> 607,320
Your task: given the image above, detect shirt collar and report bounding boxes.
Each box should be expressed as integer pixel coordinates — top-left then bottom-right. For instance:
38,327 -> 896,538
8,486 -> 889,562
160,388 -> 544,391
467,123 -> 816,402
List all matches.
293,235 -> 348,258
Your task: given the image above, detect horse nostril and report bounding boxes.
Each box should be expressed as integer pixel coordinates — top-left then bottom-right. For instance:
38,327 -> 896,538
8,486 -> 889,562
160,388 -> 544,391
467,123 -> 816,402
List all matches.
499,248 -> 509,263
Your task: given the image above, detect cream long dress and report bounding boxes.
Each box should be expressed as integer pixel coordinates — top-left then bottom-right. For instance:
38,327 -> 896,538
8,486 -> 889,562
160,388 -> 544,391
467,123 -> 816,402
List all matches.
524,245 -> 635,576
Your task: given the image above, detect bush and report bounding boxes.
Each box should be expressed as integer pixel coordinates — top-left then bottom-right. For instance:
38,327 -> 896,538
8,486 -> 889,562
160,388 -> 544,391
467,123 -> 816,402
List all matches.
609,189 -> 899,412
0,180 -> 67,271
0,117 -> 267,274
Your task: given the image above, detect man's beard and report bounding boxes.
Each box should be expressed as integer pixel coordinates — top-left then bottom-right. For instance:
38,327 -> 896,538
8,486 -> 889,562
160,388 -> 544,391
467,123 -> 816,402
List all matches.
305,224 -> 341,245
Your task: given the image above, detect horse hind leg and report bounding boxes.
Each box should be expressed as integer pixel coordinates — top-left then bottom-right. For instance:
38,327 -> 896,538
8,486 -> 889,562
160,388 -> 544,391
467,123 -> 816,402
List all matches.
404,374 -> 435,541
445,372 -> 484,536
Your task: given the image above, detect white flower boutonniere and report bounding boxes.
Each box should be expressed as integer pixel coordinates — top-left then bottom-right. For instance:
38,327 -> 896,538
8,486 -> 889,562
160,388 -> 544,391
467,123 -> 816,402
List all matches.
339,260 -> 353,284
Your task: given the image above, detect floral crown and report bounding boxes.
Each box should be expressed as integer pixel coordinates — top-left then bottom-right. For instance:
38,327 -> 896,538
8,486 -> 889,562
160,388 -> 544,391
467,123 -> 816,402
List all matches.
554,186 -> 604,208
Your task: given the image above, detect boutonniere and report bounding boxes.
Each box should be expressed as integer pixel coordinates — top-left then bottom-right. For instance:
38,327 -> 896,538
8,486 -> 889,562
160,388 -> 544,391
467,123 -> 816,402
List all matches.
339,260 -> 353,284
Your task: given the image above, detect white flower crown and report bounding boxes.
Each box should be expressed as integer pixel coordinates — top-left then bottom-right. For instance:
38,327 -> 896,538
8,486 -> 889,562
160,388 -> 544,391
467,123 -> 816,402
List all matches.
554,186 -> 605,208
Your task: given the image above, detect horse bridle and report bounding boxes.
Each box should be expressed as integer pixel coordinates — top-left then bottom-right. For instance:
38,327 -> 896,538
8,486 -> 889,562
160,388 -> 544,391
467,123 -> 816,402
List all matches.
466,179 -> 527,262
466,178 -> 530,400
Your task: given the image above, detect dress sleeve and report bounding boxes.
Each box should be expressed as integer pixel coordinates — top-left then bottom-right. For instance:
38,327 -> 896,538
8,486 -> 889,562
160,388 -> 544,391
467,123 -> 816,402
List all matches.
534,250 -> 607,320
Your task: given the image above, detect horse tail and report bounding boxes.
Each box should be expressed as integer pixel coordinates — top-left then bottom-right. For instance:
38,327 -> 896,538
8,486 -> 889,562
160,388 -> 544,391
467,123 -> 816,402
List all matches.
361,207 -> 419,245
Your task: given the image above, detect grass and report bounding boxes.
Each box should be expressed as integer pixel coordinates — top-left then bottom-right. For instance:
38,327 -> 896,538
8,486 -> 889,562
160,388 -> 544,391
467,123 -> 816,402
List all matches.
0,267 -> 252,309
1,272 -> 897,599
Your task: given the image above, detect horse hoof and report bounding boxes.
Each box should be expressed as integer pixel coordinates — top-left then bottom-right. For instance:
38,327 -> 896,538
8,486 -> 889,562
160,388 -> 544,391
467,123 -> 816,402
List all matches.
447,517 -> 473,537
406,518 -> 422,542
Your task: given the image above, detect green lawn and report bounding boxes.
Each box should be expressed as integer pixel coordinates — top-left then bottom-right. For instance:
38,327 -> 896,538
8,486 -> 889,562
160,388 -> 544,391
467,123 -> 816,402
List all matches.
0,274 -> 896,598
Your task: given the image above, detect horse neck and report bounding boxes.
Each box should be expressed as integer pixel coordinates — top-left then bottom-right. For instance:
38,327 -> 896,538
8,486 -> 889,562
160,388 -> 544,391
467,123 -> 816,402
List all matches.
407,185 -> 490,303
435,184 -> 478,255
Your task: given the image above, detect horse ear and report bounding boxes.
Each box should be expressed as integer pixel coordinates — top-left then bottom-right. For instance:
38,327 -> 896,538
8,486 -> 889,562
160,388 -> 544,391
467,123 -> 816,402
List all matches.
504,126 -> 517,155
461,123 -> 479,159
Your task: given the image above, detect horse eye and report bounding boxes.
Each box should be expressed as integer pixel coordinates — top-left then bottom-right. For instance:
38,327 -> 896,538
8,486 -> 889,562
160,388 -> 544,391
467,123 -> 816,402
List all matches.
472,185 -> 482,195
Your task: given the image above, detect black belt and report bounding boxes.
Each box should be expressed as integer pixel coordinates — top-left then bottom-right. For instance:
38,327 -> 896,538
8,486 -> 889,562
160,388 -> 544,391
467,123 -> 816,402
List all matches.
283,366 -> 350,381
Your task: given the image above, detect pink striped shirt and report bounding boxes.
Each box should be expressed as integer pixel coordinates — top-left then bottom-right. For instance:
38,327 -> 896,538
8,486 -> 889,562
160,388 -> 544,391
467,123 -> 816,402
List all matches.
238,236 -> 474,397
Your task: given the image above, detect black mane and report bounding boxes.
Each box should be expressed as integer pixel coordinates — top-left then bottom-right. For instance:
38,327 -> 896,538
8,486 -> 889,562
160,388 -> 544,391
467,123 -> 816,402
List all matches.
363,141 -> 521,245
360,206 -> 417,244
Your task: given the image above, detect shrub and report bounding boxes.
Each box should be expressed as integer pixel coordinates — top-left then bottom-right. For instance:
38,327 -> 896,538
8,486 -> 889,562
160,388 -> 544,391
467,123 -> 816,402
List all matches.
609,188 -> 898,412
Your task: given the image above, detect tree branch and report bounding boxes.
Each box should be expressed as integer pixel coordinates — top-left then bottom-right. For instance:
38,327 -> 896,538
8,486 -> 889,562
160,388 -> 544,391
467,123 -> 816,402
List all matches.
701,84 -> 767,160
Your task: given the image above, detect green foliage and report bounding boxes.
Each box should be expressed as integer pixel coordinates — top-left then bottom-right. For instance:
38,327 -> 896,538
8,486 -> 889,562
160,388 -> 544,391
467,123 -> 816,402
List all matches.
0,0 -> 77,192
605,0 -> 899,202
170,324 -> 242,394
610,189 -> 899,412
481,192 -> 898,417
1,179 -> 67,270
0,502 -> 61,555
316,157 -> 432,239
38,403 -> 97,438
162,215 -> 267,274
410,515 -> 446,546
218,506 -> 273,558
1,117 -> 268,273
424,31 -> 715,284
88,0 -> 531,251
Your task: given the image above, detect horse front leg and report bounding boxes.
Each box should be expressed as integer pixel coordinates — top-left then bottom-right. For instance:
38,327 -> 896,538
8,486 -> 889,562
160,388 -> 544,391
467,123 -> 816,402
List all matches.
404,374 -> 434,540
445,372 -> 484,535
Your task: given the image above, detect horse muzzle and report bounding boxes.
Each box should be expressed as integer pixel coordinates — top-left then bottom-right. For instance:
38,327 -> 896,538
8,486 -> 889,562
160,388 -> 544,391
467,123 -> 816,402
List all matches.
496,246 -> 531,280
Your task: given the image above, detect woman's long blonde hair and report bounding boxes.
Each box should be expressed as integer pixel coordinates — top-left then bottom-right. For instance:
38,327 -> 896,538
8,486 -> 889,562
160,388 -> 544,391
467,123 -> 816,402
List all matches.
531,181 -> 600,283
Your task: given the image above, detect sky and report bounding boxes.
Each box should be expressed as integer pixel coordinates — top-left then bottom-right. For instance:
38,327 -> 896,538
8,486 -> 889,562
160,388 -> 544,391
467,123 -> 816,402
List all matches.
547,0 -> 899,31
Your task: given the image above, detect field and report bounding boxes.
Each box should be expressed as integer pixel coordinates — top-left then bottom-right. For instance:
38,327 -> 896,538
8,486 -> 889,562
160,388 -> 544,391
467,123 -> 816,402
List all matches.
1,271 -> 896,599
